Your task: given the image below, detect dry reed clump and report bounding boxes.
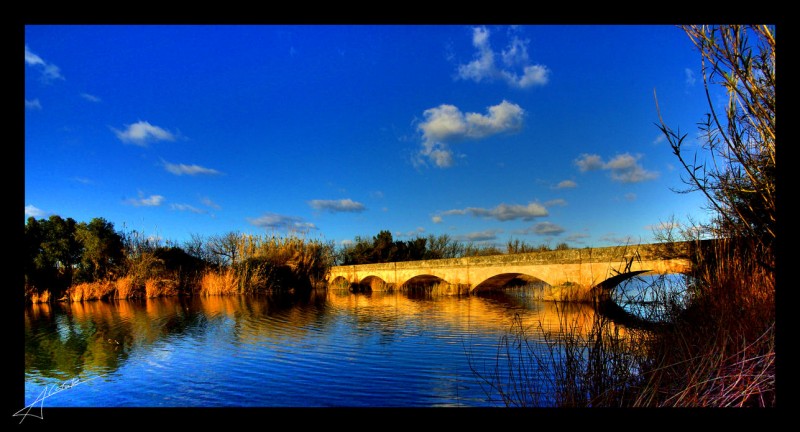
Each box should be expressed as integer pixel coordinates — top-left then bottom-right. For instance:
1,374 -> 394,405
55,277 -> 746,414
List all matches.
199,269 -> 240,296
232,234 -> 333,292
633,238 -> 775,407
66,281 -> 116,302
470,308 -> 651,407
144,278 -> 179,298
29,289 -> 51,304
470,237 -> 775,407
114,275 -> 144,299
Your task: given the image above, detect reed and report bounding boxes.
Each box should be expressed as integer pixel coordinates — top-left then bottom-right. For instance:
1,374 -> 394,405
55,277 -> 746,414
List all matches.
66,280 -> 116,302
231,233 -> 333,292
199,269 -> 240,296
471,237 -> 775,407
633,238 -> 775,407
29,289 -> 51,304
114,275 -> 144,299
144,278 -> 179,298
470,306 -> 650,407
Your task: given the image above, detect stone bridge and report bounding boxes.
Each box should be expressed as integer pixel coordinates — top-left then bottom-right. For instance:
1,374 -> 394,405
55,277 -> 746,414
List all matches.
327,241 -> 699,301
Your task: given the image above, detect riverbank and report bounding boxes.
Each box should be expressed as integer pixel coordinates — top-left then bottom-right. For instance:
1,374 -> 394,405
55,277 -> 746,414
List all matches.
475,237 -> 775,407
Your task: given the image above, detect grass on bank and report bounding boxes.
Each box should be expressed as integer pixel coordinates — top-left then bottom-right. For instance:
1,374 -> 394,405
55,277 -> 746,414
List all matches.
471,237 -> 775,407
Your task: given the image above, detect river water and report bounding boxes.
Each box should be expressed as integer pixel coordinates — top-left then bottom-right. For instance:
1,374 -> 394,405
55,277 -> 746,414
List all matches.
24,289 -> 603,408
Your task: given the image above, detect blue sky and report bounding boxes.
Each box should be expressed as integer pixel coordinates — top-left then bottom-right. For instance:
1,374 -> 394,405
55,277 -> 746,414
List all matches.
24,24 -> 714,249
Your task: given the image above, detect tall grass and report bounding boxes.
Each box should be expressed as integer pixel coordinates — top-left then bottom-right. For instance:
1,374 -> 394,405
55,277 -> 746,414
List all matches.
471,237 -> 775,407
470,307 -> 651,407
28,289 -> 51,304
633,238 -> 775,407
199,269 -> 240,296
42,230 -> 334,301
114,275 -> 143,299
144,278 -> 179,298
65,281 -> 116,302
230,233 -> 333,293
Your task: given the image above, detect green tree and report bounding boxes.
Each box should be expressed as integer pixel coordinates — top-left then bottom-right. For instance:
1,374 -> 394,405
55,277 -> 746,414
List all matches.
405,237 -> 428,261
424,234 -> 465,259
24,215 -> 82,294
74,217 -> 125,282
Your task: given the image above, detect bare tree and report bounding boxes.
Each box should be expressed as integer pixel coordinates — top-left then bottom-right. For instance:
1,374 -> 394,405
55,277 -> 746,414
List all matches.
206,231 -> 242,267
655,25 -> 775,262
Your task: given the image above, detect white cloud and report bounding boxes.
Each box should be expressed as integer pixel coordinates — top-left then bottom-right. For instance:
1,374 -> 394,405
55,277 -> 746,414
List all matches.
624,193 -> 637,201
457,26 -> 549,89
575,153 -> 658,183
25,99 -> 42,110
685,68 -> 696,86
441,201 -> 548,222
605,154 -> 659,183
24,45 -> 45,66
544,199 -> 567,207
513,221 -> 565,236
461,229 -> 503,242
25,204 -> 47,218
417,100 -> 524,168
501,35 -> 529,66
201,197 -> 221,210
25,45 -> 64,81
532,222 -> 565,235
308,198 -> 366,213
163,161 -> 221,176
575,154 -> 605,172
554,180 -> 577,189
420,101 -> 524,142
80,93 -> 101,102
248,213 -> 317,232
113,121 -> 176,146
395,227 -> 426,238
340,239 -> 354,246
171,203 -> 206,214
652,134 -> 666,145
565,232 -> 591,244
431,215 -> 443,224
125,194 -> 165,207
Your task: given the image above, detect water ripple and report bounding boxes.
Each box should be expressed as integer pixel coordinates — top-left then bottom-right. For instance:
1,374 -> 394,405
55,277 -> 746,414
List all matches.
24,292 -> 597,407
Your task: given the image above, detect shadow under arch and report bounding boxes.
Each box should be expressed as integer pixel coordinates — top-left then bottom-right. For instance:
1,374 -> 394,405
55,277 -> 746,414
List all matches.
401,274 -> 447,294
329,276 -> 351,289
472,273 -> 548,295
357,275 -> 392,292
591,270 -> 670,331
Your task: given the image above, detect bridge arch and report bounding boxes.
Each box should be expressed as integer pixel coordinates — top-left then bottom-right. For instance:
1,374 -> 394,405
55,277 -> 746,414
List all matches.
593,270 -> 693,329
358,275 -> 392,292
472,273 -> 549,294
401,274 -> 449,290
330,276 -> 351,289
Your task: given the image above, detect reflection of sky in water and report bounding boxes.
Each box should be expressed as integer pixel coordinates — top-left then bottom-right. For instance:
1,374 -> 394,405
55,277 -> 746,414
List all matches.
55,315 -> 74,342
24,292 -> 600,407
612,273 -> 692,322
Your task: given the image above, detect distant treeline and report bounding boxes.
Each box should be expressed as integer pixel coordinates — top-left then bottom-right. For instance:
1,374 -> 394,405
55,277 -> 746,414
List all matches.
335,230 -> 569,265
25,216 -> 570,303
